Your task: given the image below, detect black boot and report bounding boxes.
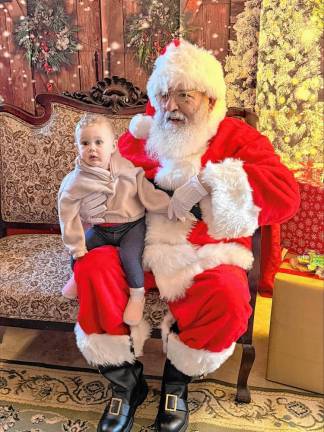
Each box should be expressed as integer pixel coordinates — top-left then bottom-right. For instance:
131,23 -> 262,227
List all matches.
155,359 -> 192,432
97,360 -> 148,432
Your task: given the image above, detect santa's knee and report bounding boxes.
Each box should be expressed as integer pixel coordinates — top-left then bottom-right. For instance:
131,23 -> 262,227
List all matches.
200,265 -> 252,319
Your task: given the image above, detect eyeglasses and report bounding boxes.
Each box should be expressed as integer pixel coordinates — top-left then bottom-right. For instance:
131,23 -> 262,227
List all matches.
156,90 -> 202,106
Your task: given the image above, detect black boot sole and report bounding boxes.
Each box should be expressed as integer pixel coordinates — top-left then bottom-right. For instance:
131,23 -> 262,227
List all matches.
154,413 -> 189,432
154,422 -> 188,432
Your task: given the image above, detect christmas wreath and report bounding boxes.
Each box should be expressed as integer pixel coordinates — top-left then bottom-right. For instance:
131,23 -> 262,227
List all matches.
126,0 -> 193,72
14,0 -> 79,74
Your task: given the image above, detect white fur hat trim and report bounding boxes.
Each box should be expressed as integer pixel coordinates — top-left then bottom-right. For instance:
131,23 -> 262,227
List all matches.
147,39 -> 226,110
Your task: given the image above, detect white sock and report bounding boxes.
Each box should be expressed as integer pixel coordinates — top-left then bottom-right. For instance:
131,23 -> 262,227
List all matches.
129,287 -> 145,299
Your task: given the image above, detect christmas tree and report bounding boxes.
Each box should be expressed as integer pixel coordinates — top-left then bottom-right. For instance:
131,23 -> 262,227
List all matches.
256,0 -> 323,167
224,0 -> 262,109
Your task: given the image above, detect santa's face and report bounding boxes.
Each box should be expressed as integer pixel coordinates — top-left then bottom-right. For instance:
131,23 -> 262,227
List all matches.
156,88 -> 209,125
146,87 -> 213,161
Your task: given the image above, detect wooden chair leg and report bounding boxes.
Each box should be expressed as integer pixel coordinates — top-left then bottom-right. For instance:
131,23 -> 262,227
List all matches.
235,343 -> 255,404
0,326 -> 5,344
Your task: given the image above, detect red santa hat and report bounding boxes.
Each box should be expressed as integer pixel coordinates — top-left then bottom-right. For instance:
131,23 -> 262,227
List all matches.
129,39 -> 227,139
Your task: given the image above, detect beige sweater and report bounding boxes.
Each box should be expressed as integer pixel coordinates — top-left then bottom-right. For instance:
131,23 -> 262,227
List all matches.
58,150 -> 170,258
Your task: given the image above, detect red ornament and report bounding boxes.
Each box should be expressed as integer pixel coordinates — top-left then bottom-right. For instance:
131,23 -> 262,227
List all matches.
41,41 -> 49,52
43,62 -> 53,73
46,82 -> 53,92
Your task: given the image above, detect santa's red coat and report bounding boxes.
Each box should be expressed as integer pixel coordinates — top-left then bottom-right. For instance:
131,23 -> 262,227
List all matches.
74,117 -> 299,375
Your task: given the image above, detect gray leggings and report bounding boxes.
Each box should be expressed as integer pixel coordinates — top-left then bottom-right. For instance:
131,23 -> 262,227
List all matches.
73,218 -> 146,288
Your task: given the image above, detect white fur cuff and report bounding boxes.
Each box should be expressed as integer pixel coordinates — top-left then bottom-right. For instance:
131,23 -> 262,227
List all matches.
201,158 -> 260,239
74,320 -> 151,366
75,323 -> 135,366
167,332 -> 236,376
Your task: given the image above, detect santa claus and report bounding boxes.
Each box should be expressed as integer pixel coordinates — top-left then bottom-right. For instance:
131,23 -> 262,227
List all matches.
73,39 -> 300,432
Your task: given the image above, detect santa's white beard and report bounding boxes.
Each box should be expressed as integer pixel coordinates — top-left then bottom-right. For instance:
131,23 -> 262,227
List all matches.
146,106 -> 212,162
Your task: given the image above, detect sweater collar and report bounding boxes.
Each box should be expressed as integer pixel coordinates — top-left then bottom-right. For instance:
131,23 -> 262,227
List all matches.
75,156 -> 112,181
75,150 -> 127,180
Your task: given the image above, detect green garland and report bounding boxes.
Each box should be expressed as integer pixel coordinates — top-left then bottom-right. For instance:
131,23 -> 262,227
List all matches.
14,0 -> 79,74
126,0 -> 193,72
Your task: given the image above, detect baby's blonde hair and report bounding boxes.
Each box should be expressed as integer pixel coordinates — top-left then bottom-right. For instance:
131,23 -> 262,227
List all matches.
75,113 -> 115,143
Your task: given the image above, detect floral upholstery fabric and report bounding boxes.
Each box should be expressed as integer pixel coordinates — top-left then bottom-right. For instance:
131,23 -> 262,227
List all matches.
0,234 -> 76,322
0,105 -> 132,224
0,234 -> 167,326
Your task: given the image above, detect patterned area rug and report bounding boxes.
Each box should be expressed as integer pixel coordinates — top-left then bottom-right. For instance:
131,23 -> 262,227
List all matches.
0,360 -> 323,432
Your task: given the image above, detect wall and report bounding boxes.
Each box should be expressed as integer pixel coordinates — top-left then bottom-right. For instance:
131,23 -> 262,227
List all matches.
0,0 -> 245,113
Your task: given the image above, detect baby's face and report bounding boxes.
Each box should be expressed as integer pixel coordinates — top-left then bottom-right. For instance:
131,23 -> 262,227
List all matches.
76,122 -> 115,169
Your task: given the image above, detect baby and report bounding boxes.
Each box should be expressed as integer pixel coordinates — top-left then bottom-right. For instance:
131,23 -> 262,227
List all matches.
58,113 -> 171,326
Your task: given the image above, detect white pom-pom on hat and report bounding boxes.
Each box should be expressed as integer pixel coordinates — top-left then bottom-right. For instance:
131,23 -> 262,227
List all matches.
129,114 -> 153,139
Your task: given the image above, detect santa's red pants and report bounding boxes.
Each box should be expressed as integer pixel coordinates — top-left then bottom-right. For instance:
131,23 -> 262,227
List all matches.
74,245 -> 252,376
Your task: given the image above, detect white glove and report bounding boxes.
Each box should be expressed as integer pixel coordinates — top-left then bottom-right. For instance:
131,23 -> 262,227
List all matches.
80,192 -> 107,224
168,175 -> 208,221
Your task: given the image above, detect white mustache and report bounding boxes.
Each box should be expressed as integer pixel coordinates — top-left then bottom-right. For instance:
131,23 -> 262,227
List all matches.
166,112 -> 186,121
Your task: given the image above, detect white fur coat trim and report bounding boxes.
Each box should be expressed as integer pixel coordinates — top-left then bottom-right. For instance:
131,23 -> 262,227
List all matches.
144,240 -> 253,301
201,158 -> 260,239
167,332 -> 236,376
74,320 -> 150,366
144,213 -> 192,246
